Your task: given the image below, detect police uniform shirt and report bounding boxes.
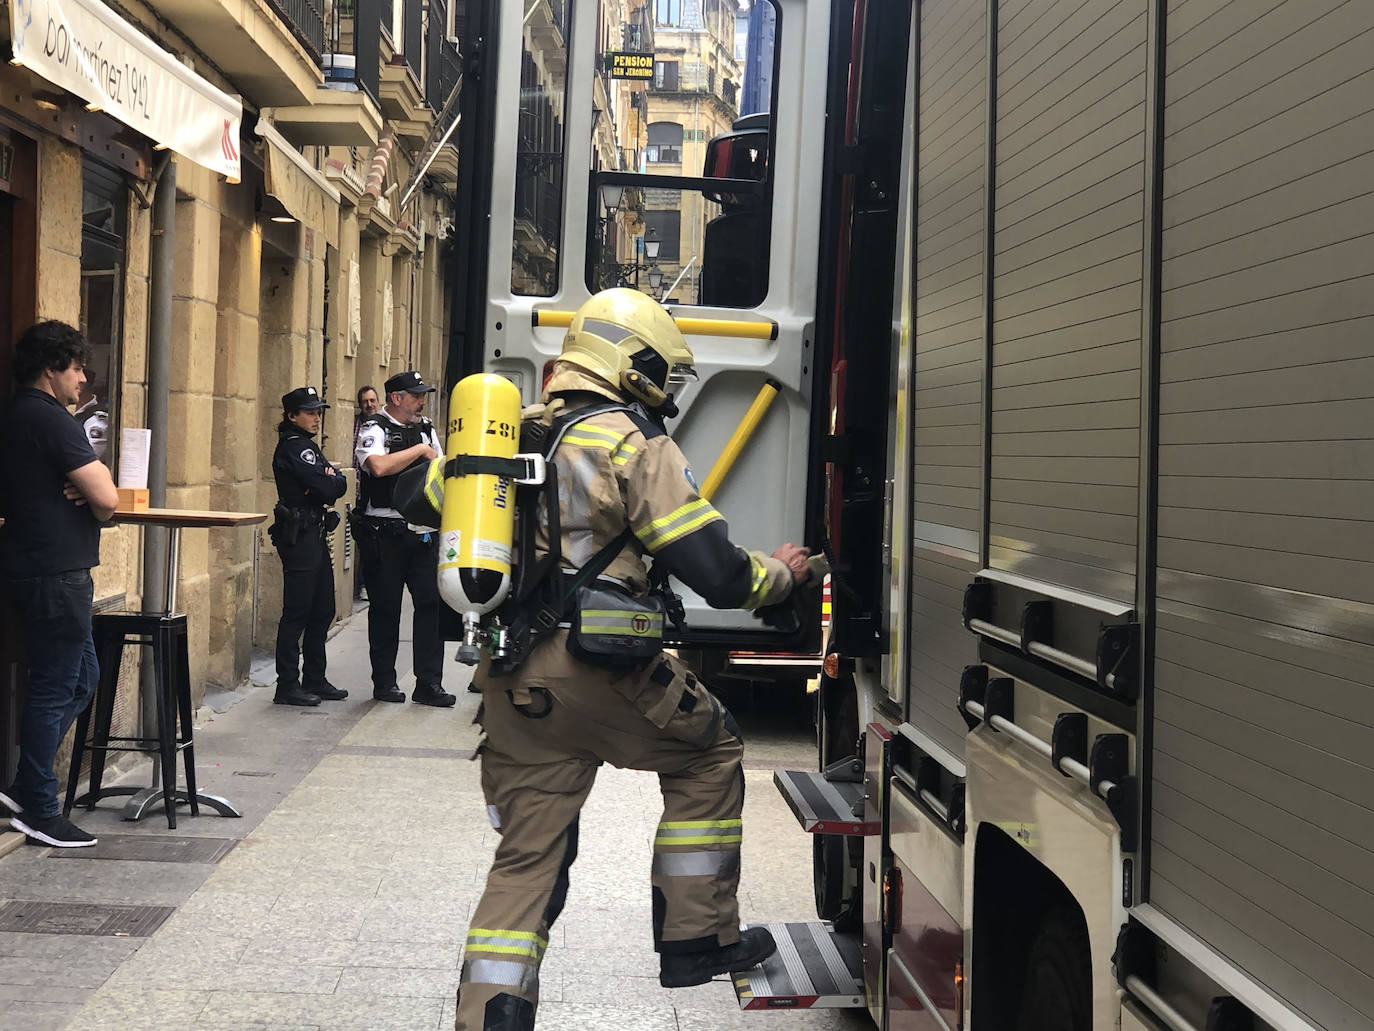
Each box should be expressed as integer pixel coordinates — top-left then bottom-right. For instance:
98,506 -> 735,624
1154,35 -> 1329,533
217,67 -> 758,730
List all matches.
273,429 -> 347,509
354,411 -> 443,521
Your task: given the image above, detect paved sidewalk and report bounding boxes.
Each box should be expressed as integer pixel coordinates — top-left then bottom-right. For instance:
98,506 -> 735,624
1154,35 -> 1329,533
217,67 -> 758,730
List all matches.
0,606 -> 869,1030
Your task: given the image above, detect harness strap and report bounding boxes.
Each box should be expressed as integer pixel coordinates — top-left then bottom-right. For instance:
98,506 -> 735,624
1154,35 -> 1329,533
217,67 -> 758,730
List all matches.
445,405 -> 633,485
545,402 -> 636,452
444,454 -> 539,480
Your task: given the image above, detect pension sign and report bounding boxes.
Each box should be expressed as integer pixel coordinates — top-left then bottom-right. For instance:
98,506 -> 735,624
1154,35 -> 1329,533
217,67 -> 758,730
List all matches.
605,51 -> 654,80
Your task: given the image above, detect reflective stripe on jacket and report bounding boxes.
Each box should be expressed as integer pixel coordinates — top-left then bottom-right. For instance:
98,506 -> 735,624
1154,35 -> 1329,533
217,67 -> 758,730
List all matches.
537,388 -> 792,611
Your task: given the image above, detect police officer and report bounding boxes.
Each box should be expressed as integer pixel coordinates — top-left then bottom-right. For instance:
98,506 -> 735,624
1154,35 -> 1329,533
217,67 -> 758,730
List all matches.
271,387 -> 348,706
454,290 -> 811,1030
354,370 -> 455,706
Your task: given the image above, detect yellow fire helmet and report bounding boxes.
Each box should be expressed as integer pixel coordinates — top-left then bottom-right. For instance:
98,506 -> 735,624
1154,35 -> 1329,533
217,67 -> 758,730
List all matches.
559,288 -> 697,409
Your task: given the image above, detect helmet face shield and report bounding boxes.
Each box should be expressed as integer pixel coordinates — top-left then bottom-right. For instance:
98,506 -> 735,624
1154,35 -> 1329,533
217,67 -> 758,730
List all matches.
667,362 -> 698,387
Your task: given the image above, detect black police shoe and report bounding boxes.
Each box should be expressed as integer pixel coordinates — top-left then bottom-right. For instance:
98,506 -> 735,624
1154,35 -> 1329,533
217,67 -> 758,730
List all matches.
274,684 -> 322,706
308,681 -> 348,701
373,685 -> 406,703
411,683 -> 456,708
659,927 -> 778,988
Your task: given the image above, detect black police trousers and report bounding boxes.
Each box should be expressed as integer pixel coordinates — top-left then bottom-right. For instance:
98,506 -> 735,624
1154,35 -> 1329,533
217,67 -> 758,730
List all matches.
355,521 -> 444,691
275,529 -> 336,691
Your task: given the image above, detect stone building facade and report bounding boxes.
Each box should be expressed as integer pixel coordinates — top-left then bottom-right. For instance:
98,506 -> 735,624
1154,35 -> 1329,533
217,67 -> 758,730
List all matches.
642,0 -> 743,302
0,0 -> 461,791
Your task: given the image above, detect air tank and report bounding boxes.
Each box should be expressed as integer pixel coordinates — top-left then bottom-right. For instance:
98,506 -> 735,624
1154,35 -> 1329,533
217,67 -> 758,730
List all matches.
437,373 -> 522,661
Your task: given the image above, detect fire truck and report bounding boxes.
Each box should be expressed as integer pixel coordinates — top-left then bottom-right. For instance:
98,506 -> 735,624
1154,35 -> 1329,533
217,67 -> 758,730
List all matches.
448,0 -> 1374,1028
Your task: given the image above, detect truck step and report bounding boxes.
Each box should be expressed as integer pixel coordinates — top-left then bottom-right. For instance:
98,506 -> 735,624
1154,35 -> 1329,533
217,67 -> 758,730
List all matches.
774,769 -> 878,835
731,921 -> 864,1010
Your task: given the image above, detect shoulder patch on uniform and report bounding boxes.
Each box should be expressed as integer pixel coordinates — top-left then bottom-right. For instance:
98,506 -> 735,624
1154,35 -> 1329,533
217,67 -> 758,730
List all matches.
684,465 -> 699,492
621,409 -> 665,440
300,448 -> 317,465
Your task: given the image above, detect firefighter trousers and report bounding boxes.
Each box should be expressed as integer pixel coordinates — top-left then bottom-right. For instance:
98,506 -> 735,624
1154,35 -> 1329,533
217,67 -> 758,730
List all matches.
454,635 -> 745,1031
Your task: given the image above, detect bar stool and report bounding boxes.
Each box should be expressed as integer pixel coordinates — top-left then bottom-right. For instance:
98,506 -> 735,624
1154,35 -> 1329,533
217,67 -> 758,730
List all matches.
63,612 -> 198,829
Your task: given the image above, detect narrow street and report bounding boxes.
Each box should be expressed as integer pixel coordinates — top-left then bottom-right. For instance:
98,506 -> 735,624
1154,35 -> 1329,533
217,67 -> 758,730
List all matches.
0,603 -> 870,1031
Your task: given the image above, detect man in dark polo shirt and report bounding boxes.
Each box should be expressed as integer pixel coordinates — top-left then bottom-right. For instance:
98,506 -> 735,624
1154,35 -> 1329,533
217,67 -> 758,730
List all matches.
0,321 -> 118,847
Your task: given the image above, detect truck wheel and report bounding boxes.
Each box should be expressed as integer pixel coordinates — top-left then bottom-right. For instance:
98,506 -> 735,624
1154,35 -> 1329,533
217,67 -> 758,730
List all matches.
1015,905 -> 1092,1031
818,674 -> 859,767
814,673 -> 861,931
812,834 -> 861,932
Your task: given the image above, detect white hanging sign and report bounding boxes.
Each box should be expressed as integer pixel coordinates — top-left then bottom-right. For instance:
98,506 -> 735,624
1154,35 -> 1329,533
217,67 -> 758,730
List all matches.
8,0 -> 243,181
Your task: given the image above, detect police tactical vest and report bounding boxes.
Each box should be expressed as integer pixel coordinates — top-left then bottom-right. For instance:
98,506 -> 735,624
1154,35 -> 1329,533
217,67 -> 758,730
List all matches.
360,413 -> 432,509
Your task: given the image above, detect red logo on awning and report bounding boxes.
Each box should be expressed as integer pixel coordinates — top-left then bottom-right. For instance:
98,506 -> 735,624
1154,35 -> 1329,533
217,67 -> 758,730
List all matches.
222,120 -> 238,163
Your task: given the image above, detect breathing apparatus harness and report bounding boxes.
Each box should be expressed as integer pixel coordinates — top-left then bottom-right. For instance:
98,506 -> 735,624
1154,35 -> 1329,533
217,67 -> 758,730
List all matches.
466,398 -> 687,677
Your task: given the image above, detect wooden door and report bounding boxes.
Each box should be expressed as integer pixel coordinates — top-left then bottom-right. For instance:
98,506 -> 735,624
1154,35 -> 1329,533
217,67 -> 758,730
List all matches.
0,123 -> 39,788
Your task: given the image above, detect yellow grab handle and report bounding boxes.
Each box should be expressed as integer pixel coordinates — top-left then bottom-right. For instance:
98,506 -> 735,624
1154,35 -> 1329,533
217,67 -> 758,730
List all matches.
532,309 -> 778,341
700,379 -> 781,501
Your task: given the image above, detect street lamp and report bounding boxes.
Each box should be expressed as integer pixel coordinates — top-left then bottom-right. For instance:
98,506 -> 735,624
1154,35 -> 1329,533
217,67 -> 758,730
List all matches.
626,227 -> 663,289
602,223 -> 663,292
601,183 -> 626,217
598,184 -> 628,290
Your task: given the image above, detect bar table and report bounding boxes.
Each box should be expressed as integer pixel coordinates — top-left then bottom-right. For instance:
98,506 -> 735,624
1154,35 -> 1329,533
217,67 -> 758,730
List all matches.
89,508 -> 267,822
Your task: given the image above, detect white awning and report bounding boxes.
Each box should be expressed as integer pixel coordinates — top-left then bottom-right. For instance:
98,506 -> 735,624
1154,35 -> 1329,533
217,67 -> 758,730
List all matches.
255,117 -> 340,247
7,0 -> 243,181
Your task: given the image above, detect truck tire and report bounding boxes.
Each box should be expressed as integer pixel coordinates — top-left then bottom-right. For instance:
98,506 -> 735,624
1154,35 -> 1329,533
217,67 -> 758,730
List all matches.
1015,905 -> 1092,1031
814,674 -> 861,931
813,833 -> 859,930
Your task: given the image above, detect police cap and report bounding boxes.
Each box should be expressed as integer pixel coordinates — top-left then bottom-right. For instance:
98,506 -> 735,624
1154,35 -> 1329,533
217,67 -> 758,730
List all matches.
282,386 -> 329,412
385,370 -> 437,396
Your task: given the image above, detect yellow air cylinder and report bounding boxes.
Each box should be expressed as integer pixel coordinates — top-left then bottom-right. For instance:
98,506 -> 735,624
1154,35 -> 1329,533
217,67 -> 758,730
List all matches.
437,374 -> 522,625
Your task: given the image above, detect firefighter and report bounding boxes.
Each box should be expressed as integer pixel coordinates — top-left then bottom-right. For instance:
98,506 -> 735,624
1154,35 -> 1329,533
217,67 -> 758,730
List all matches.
454,289 -> 810,1030
270,386 -> 348,706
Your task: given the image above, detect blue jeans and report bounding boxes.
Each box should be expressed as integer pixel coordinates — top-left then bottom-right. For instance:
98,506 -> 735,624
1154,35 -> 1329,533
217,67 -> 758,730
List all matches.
4,570 -> 99,818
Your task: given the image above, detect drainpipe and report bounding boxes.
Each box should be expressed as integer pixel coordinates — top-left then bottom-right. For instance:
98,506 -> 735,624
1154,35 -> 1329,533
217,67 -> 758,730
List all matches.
139,158 -> 175,766
143,157 -> 175,610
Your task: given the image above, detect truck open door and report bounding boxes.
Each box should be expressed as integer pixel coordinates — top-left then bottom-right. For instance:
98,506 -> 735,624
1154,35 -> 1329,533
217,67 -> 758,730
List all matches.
448,0 -> 858,656
449,0 -> 915,1015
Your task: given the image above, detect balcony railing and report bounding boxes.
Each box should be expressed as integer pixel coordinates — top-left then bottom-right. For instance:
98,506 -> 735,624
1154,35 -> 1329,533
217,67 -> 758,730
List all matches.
402,0 -> 423,83
427,0 -> 462,118
265,0 -> 326,62
324,0 -> 381,104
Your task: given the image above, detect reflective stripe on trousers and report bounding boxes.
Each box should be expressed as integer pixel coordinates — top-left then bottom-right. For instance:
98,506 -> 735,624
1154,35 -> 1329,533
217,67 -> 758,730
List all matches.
652,849 -> 741,878
460,957 -> 540,996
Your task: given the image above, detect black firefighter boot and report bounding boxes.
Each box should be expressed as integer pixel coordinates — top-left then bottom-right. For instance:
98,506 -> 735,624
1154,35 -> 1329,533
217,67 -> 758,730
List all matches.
659,927 -> 778,988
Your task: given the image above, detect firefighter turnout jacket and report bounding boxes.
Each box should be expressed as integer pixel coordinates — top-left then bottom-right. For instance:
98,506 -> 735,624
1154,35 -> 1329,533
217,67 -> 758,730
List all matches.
536,365 -> 793,608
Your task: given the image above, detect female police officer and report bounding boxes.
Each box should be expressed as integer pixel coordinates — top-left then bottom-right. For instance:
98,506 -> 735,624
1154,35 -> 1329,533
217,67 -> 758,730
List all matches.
271,386 -> 349,706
